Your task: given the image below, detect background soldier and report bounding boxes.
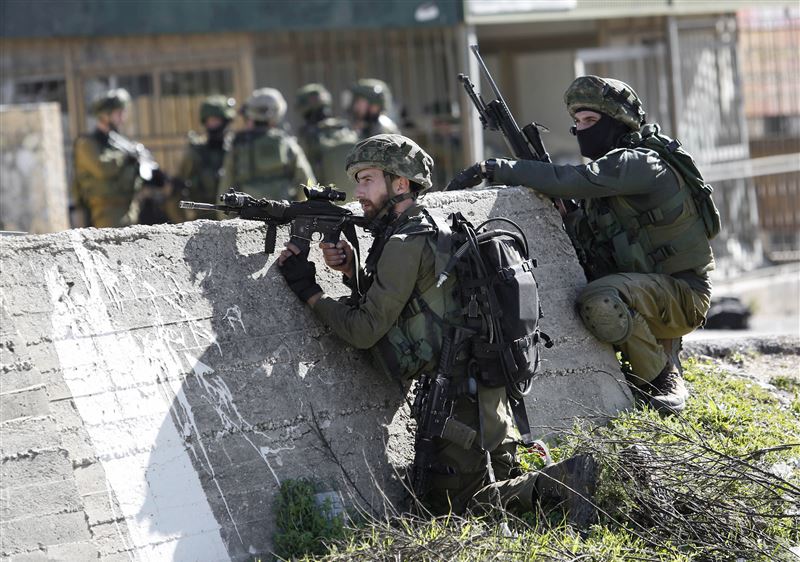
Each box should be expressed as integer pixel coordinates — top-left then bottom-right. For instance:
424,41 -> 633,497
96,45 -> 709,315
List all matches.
346,79 -> 401,139
72,88 -> 144,227
170,95 -> 236,222
277,134 -> 595,524
220,87 -> 315,201
448,76 -> 715,414
295,83 -> 359,199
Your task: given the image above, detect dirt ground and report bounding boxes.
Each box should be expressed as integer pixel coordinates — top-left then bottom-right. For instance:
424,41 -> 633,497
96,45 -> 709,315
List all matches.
683,335 -> 800,404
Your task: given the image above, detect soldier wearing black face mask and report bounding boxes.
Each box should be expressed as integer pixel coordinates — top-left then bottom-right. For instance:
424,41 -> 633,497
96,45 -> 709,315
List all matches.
447,75 -> 717,416
170,95 -> 237,222
571,110 -> 632,161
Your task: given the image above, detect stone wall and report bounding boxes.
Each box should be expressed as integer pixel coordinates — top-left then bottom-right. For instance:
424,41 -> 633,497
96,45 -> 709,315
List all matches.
0,102 -> 69,234
0,187 -> 630,561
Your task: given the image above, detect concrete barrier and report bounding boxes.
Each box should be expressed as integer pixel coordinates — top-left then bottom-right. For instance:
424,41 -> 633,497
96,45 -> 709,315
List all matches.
0,187 -> 630,561
0,102 -> 69,234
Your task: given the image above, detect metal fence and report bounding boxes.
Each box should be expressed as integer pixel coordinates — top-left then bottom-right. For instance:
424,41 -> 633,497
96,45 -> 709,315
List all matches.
738,7 -> 800,263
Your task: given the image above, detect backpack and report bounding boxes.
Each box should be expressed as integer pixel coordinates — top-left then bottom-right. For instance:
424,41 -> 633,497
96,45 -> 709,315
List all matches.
430,211 -> 552,441
636,124 -> 722,240
370,209 -> 552,444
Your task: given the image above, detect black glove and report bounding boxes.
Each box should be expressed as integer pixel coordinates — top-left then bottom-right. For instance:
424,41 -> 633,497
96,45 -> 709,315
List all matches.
149,168 -> 168,187
445,159 -> 497,191
280,254 -> 322,302
446,163 -> 483,191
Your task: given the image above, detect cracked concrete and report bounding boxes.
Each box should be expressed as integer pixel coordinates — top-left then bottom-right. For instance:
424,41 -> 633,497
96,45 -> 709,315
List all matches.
0,186 -> 629,560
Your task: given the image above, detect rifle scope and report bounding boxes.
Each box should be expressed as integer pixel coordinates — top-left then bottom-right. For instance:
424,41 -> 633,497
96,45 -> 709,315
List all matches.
305,185 -> 346,202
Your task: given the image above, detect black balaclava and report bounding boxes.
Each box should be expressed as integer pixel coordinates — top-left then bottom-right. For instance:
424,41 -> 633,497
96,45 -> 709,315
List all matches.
575,111 -> 631,160
206,121 -> 228,146
304,106 -> 331,125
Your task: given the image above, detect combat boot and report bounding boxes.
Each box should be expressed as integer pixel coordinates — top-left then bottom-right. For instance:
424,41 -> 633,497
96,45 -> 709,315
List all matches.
534,453 -> 597,529
644,360 -> 689,414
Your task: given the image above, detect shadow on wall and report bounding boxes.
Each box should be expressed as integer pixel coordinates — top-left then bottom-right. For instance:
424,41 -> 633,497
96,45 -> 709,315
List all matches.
135,222 -> 411,560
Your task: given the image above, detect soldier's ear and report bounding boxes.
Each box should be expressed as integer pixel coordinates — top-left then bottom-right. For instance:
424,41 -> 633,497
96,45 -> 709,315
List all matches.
399,177 -> 411,193
395,176 -> 410,194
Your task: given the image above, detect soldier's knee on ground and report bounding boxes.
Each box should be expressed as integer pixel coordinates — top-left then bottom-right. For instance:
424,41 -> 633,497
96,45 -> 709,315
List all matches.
577,285 -> 633,345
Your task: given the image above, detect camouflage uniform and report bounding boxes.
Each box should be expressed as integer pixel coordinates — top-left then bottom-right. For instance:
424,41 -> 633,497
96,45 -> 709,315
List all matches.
72,89 -> 140,227
296,84 -> 359,198
490,77 -> 714,406
348,79 -> 401,140
221,88 -> 315,201
171,96 -> 236,221
309,135 -> 543,516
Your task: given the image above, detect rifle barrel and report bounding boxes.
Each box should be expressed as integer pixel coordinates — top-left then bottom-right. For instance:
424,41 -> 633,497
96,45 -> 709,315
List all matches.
470,45 -> 506,107
179,201 -> 220,211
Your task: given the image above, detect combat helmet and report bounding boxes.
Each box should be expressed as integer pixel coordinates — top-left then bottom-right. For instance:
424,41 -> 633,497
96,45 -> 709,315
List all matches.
92,88 -> 131,115
200,95 -> 236,123
564,76 -> 646,131
296,83 -> 332,116
243,88 -> 287,123
349,79 -> 393,111
345,134 -> 433,192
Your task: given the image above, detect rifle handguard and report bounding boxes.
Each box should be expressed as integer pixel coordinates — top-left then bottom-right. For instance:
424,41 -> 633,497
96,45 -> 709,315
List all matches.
265,224 -> 277,254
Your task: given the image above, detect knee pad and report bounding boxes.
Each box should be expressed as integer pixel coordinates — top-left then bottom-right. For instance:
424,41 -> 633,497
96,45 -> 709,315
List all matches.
578,287 -> 633,345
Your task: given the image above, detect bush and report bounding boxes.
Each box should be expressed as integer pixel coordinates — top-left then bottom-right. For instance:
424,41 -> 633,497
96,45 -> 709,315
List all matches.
272,479 -> 346,560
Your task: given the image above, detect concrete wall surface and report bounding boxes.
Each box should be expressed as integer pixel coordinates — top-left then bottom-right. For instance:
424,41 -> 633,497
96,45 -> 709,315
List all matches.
0,187 -> 630,561
0,102 -> 69,234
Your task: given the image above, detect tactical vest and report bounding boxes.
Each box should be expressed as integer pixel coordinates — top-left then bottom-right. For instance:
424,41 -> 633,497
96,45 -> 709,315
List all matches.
573,141 -> 715,277
369,212 -> 460,381
230,128 -> 296,199
317,119 -> 358,198
187,134 -> 227,201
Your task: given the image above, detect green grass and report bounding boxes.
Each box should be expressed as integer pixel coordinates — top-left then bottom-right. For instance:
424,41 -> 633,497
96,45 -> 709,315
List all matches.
771,374 -> 800,394
272,358 -> 800,561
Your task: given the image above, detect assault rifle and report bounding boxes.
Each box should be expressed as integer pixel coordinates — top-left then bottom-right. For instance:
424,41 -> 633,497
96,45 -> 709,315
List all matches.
180,185 -> 371,257
108,131 -> 170,224
409,328 -> 477,498
107,131 -> 165,186
458,44 -> 576,217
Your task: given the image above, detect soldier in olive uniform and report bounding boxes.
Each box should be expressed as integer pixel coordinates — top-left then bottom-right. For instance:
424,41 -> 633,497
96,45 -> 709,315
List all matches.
295,83 -> 359,199
277,134 -> 596,523
72,88 -> 141,228
220,88 -> 315,201
347,79 -> 401,140
171,95 -> 236,222
448,76 -> 715,414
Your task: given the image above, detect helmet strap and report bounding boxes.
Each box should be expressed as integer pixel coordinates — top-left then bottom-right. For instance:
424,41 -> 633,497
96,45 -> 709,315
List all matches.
367,177 -> 414,235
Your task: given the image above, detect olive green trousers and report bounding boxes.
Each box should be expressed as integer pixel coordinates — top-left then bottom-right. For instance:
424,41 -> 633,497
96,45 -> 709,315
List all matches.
578,273 -> 710,383
422,441 -> 539,516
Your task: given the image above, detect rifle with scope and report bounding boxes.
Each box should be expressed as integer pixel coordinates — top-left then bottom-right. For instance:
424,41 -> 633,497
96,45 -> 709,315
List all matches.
458,44 -> 577,217
180,185 -> 371,258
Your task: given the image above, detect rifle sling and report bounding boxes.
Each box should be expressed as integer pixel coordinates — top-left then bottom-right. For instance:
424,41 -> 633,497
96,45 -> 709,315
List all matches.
341,220 -> 363,297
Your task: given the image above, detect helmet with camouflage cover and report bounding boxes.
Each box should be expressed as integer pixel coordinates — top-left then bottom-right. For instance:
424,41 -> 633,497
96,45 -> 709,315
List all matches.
296,83 -> 332,115
92,88 -> 131,115
349,79 -> 393,111
200,95 -> 236,123
345,134 -> 433,192
564,76 -> 646,131
243,88 -> 287,123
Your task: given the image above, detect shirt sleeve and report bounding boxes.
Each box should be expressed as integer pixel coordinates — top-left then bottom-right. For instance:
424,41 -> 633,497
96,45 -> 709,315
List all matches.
74,137 -> 124,183
313,234 -> 426,349
493,148 -> 670,199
